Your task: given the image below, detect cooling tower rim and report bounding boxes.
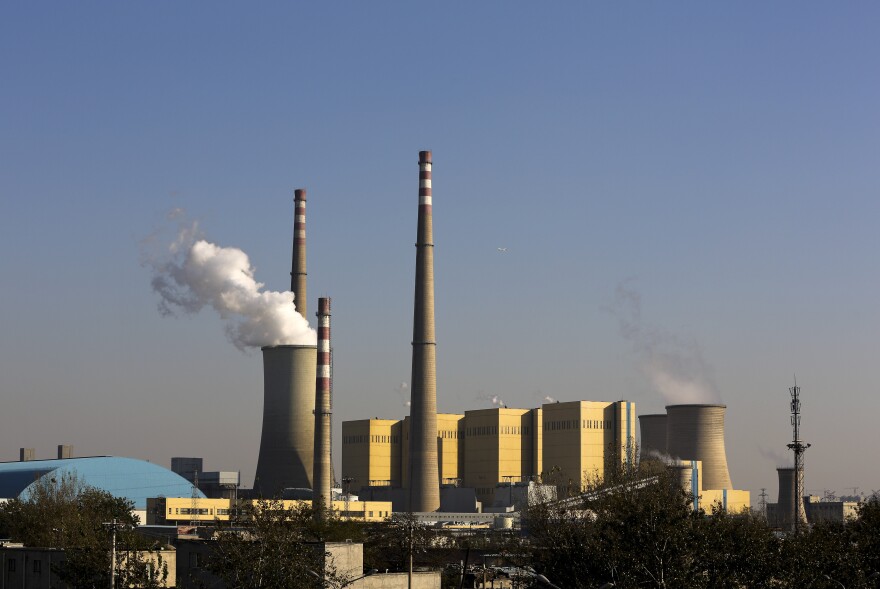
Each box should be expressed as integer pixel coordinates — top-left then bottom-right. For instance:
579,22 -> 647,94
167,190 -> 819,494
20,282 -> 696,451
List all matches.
639,413 -> 668,419
665,403 -> 727,410
260,344 -> 317,351
776,466 -> 796,471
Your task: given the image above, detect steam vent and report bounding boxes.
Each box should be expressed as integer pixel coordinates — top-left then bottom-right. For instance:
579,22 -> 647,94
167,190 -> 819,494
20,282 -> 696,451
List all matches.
408,150 -> 440,512
666,404 -> 733,491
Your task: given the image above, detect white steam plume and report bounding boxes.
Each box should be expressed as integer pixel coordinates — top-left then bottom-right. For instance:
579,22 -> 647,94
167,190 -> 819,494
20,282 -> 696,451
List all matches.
144,212 -> 316,351
607,280 -> 720,405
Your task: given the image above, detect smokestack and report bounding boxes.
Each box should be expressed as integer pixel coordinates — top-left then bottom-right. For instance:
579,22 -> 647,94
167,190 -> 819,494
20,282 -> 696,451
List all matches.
776,467 -> 808,530
408,150 -> 440,512
254,344 -> 317,496
313,297 -> 332,517
57,445 -> 73,459
638,414 -> 668,460
666,404 -> 733,490
291,189 -> 308,318
19,448 -> 34,462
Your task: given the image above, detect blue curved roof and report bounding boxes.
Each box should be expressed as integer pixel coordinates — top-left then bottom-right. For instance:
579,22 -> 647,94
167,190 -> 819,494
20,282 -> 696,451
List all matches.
0,456 -> 205,509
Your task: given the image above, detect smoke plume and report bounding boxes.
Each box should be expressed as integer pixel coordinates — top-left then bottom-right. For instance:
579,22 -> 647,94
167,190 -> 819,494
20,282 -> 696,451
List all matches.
144,212 -> 316,351
607,280 -> 721,405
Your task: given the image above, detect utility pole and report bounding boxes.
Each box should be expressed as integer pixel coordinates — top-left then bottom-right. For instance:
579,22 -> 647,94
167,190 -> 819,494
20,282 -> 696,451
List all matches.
787,378 -> 811,533
759,488 -> 768,520
103,518 -> 125,589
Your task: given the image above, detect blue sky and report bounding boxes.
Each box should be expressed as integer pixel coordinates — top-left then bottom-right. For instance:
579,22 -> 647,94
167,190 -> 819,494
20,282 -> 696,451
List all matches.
1,3 -> 878,500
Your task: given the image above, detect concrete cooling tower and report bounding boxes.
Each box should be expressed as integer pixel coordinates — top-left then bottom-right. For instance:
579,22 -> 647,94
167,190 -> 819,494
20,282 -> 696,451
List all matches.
666,404 -> 732,491
776,467 -> 807,531
254,345 -> 317,497
638,414 -> 668,460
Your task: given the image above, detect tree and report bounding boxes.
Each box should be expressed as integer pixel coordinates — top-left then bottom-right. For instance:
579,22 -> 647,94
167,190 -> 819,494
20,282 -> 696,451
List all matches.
0,471 -> 169,588
205,499 -> 347,589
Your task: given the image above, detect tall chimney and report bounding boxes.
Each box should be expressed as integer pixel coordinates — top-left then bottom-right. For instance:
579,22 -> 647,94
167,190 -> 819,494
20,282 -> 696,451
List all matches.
291,189 -> 308,318
313,297 -> 332,517
776,467 -> 808,530
254,345 -> 317,496
408,150 -> 440,512
666,404 -> 733,491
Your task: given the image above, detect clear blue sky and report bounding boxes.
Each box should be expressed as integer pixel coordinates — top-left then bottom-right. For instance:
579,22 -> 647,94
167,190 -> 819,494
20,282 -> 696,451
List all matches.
1,3 -> 878,501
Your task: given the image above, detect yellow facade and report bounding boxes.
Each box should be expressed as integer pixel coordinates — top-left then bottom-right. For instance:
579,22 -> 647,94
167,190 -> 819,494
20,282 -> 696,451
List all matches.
462,408 -> 536,504
541,401 -> 636,495
400,414 -> 465,490
146,497 -> 394,525
341,418 -> 402,489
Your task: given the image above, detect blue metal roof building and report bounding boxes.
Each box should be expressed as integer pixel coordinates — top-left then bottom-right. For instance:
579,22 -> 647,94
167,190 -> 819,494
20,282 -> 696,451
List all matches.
0,456 -> 205,509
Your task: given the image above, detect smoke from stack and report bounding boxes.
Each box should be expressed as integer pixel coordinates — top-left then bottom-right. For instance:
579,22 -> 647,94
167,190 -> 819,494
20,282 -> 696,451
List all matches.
408,149 -> 440,512
608,281 -> 720,405
313,297 -> 332,516
146,212 -> 316,350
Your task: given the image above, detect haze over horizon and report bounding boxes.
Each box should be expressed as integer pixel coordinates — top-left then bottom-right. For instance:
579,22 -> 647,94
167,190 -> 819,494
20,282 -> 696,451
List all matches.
2,3 -> 878,502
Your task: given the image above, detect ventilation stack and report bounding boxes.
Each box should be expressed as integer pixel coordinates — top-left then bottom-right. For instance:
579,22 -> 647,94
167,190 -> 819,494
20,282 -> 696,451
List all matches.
638,414 -> 668,461
290,188 -> 308,318
254,345 -> 317,496
312,297 -> 332,517
776,467 -> 808,530
666,404 -> 733,490
407,150 -> 440,512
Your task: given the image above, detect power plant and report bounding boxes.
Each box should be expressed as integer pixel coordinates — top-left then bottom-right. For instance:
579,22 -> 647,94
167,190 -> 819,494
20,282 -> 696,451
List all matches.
312,297 -> 332,516
253,189 -> 316,497
407,150 -> 440,512
775,467 -> 807,530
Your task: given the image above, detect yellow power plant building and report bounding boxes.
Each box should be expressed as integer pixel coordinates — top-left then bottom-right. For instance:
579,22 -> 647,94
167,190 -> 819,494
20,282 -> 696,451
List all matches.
146,497 -> 394,525
342,400 -> 636,505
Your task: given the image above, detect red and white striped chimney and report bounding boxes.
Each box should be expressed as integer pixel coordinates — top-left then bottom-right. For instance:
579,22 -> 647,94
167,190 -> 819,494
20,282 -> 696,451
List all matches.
291,189 -> 308,318
313,297 -> 332,516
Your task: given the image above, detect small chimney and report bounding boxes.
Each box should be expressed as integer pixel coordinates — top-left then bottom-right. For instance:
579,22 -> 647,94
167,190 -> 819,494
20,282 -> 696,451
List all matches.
57,445 -> 73,459
20,448 -> 35,462
291,188 -> 308,318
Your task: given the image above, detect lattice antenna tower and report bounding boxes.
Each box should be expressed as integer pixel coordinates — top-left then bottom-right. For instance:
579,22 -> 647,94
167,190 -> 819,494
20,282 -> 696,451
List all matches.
759,488 -> 768,520
190,469 -> 199,530
786,377 -> 811,533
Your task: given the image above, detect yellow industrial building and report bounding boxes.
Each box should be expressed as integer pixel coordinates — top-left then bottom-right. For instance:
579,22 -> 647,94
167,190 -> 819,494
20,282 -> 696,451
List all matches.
342,400 -> 636,505
146,497 -> 394,525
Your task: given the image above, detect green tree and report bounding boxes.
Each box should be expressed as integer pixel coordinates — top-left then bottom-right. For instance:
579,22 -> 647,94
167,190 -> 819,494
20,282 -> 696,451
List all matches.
0,472 -> 169,588
205,499 -> 346,589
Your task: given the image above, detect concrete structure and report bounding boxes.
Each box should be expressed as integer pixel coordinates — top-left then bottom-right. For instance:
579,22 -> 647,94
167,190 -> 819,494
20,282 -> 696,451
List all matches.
0,547 -> 175,589
0,456 -> 202,510
541,400 -> 636,497
313,297 -> 332,515
773,467 -> 808,530
290,188 -> 308,318
667,460 -> 749,513
804,495 -> 859,524
344,399 -> 636,508
171,457 -> 203,481
408,150 -> 440,512
253,345 -> 317,496
666,404 -> 733,491
55,445 -> 72,460
146,497 -> 393,525
463,408 -> 536,505
17,449 -> 34,463
638,414 -> 667,460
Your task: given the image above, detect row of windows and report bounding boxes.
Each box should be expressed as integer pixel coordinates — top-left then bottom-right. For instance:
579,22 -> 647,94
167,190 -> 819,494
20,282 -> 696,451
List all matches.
6,560 -> 41,573
343,434 -> 400,444
467,425 -> 531,436
546,419 -> 611,431
171,507 -> 214,515
440,430 -> 461,439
